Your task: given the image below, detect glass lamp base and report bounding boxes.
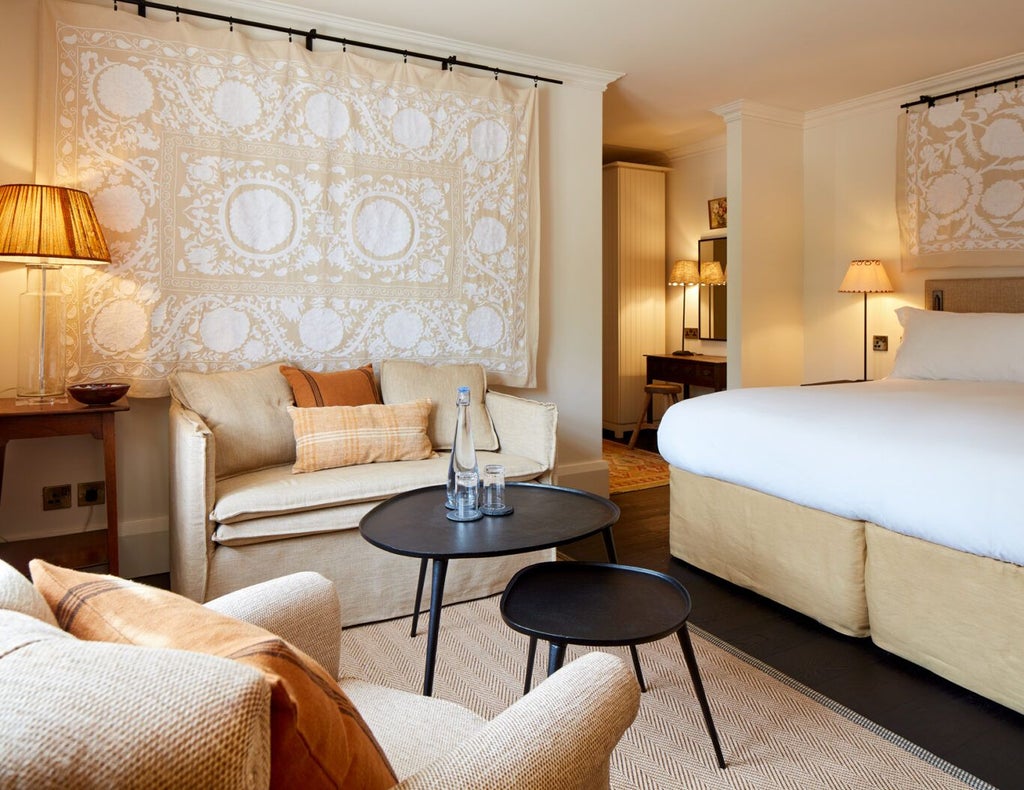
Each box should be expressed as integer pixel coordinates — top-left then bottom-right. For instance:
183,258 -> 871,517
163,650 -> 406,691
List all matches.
17,265 -> 66,402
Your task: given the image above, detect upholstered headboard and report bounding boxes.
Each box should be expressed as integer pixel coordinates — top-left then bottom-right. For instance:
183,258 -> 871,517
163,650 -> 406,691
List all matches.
924,277 -> 1024,313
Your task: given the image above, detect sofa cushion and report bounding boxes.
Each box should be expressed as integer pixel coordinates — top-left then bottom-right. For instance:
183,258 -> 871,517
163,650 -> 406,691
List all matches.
31,561 -> 397,790
0,558 -> 58,627
0,610 -> 272,790
210,451 -> 549,540
289,399 -> 435,473
170,363 -> 296,479
380,360 -> 498,451
281,364 -> 381,407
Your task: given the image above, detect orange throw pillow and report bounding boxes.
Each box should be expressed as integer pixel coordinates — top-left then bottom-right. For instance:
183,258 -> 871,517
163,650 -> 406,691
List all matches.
281,364 -> 381,408
30,560 -> 396,790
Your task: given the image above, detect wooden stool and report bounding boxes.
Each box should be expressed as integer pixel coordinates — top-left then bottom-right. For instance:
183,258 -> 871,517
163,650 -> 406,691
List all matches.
628,382 -> 682,448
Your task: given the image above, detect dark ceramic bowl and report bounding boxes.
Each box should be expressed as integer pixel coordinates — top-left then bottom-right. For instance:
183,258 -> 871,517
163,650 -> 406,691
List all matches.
67,382 -> 130,406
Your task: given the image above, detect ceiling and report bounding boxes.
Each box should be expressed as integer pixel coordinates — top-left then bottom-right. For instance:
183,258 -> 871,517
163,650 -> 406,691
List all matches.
197,1 -> 1024,155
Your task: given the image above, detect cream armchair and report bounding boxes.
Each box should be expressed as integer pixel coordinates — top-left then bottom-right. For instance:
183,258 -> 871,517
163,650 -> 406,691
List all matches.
214,572 -> 641,789
0,562 -> 640,789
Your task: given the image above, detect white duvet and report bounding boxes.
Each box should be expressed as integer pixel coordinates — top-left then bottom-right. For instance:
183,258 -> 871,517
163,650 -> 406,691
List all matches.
657,378 -> 1024,566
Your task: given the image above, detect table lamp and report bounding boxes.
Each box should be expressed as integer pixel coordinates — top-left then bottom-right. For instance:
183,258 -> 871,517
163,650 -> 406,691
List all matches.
668,259 -> 701,356
0,184 -> 111,402
838,259 -> 892,381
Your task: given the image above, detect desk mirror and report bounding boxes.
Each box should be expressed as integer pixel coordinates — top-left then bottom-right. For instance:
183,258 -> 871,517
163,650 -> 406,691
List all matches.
698,236 -> 727,341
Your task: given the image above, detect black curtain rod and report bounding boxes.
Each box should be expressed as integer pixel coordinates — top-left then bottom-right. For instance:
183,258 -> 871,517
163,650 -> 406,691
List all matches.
112,0 -> 562,85
901,72 -> 1024,110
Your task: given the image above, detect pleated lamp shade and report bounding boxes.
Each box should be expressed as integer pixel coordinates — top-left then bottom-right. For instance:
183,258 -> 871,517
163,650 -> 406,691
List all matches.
0,184 -> 111,264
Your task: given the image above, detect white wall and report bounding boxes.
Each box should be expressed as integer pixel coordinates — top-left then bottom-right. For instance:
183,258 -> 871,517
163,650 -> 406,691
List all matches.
0,0 -> 615,576
666,57 -> 1024,389
665,138 -> 728,360
803,58 -> 1024,383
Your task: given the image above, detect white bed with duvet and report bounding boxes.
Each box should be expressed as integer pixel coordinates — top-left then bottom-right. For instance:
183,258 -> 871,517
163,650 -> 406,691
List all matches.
659,284 -> 1024,715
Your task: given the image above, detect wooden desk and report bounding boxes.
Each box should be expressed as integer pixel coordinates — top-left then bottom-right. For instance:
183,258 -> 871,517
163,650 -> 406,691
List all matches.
0,398 -> 128,575
645,354 -> 727,398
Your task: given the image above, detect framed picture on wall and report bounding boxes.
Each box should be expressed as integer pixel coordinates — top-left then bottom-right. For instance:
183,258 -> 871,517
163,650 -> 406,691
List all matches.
708,197 -> 727,230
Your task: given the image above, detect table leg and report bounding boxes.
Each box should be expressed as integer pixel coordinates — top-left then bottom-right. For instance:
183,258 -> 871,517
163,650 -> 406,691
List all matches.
601,527 -> 618,563
410,558 -> 428,637
422,558 -> 449,697
628,645 -> 647,692
100,413 -> 119,575
523,635 -> 537,695
0,438 -> 8,503
547,641 -> 567,677
677,624 -> 726,769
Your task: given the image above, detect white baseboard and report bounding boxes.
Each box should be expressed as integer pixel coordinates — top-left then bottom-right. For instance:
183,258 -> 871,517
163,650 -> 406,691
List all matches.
554,459 -> 610,499
118,517 -> 169,580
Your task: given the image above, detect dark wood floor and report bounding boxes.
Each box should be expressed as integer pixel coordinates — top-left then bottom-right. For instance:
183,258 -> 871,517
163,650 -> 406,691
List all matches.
562,430 -> 1024,789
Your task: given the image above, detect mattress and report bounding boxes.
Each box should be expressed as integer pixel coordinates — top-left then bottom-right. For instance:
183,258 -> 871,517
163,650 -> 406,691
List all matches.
658,378 -> 1024,566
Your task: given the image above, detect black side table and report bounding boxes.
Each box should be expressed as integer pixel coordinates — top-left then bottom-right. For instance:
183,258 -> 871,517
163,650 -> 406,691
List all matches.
500,561 -> 726,769
360,483 -> 621,696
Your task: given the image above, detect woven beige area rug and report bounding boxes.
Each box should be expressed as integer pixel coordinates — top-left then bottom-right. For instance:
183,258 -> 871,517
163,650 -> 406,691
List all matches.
603,440 -> 670,494
340,596 -> 992,789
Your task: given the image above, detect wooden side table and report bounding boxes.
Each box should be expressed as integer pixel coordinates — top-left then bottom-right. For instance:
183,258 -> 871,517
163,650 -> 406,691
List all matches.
0,398 -> 128,575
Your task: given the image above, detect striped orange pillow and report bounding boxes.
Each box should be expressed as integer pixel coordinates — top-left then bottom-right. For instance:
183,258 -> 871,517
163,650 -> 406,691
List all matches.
288,399 -> 435,473
29,560 -> 397,790
280,364 -> 381,407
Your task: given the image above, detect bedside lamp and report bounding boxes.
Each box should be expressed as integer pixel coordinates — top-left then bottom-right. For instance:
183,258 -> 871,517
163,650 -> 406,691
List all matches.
838,259 -> 892,381
0,185 -> 111,402
668,259 -> 701,356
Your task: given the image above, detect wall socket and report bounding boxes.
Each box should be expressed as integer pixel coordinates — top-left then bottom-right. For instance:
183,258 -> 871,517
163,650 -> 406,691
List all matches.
684,327 -> 699,339
78,481 -> 106,507
42,484 -> 72,511
872,335 -> 889,352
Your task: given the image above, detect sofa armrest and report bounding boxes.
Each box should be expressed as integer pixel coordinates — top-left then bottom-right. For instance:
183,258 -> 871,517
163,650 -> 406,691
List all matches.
485,391 -> 558,484
205,572 -> 342,678
396,652 -> 639,789
168,399 -> 218,602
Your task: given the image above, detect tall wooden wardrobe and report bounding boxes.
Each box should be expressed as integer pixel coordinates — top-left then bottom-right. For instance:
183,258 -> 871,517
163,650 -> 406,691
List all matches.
602,161 -> 669,437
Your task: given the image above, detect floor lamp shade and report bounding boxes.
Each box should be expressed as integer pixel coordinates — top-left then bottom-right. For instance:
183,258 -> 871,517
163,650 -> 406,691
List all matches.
838,259 -> 892,381
669,260 -> 701,356
0,185 -> 111,401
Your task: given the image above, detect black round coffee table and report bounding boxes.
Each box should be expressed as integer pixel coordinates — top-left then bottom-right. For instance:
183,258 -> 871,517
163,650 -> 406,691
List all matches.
360,483 -> 620,696
500,561 -> 726,769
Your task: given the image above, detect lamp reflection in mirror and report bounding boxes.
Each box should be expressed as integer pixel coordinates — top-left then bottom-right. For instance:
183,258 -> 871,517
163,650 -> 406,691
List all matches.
699,260 -> 726,346
668,259 -> 700,356
838,259 -> 892,382
0,185 -> 111,402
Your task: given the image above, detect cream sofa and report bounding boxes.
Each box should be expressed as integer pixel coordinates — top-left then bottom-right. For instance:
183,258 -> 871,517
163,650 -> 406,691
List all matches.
169,361 -> 559,624
0,560 -> 640,789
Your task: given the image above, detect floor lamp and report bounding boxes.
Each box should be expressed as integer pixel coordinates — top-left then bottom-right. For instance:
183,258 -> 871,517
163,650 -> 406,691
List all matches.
668,259 -> 701,356
0,184 -> 111,402
838,259 -> 892,381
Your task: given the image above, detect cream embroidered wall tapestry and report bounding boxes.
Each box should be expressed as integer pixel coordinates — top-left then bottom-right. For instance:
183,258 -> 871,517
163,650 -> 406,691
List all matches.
37,0 -> 539,395
897,86 -> 1024,270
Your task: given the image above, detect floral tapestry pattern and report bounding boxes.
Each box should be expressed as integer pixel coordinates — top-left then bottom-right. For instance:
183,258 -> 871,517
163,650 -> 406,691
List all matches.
38,1 -> 538,395
897,85 -> 1024,270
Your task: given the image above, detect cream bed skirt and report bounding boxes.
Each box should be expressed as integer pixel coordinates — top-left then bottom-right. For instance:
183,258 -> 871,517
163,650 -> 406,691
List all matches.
669,467 -> 869,637
670,466 -> 1024,715
865,522 -> 1024,715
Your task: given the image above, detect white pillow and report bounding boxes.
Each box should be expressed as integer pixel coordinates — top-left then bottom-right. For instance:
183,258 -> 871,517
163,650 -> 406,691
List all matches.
890,306 -> 1024,382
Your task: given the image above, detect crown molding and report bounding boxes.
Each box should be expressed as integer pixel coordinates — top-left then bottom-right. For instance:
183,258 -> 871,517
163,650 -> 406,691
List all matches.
806,50 -> 1024,127
665,133 -> 726,162
713,100 -> 804,128
73,0 -> 622,90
